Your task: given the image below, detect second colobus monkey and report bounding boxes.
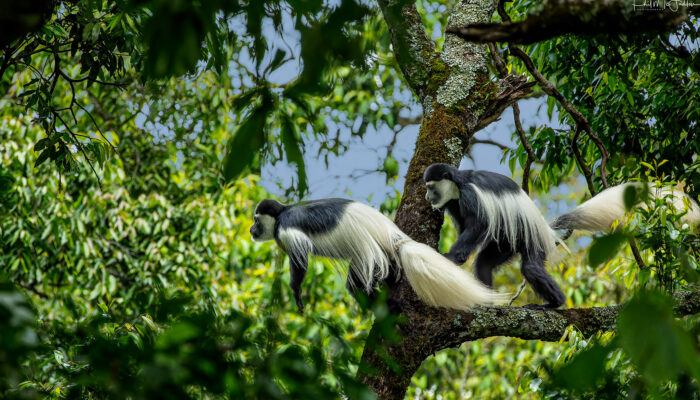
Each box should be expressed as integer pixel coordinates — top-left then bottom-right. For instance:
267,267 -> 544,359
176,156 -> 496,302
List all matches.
424,163 -> 700,309
423,163 -> 566,309
250,198 -> 507,313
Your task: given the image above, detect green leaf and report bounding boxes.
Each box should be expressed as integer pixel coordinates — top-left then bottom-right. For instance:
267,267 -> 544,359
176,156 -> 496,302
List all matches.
553,344 -> 609,392
622,183 -> 648,210
587,232 -> 628,267
617,291 -> 696,385
34,148 -> 52,167
222,98 -> 272,182
382,155 -> 399,178
280,115 -> 308,195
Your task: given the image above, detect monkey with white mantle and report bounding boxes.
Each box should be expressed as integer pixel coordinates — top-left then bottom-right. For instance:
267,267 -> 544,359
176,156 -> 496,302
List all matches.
250,198 -> 508,313
423,163 -> 700,310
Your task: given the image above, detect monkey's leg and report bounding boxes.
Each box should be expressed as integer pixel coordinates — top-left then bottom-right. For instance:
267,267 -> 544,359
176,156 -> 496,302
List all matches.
473,240 -> 515,287
520,252 -> 565,309
346,263 -> 403,313
345,266 -> 375,302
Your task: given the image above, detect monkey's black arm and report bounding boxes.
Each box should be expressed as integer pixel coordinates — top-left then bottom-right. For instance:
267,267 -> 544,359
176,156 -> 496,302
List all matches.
444,215 -> 488,265
288,250 -> 308,313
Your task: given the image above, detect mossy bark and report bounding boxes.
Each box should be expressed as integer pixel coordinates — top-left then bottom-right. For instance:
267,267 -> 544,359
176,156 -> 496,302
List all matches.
359,1 -> 500,398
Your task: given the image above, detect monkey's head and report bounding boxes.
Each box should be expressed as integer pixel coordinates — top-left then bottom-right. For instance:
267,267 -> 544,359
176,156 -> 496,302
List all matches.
250,199 -> 286,241
423,163 -> 460,209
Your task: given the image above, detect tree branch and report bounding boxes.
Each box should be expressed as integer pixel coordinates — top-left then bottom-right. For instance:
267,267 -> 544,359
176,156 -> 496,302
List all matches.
429,288 -> 700,350
509,46 -> 610,190
376,0 -> 435,100
446,0 -> 694,44
470,137 -> 511,151
473,74 -> 535,132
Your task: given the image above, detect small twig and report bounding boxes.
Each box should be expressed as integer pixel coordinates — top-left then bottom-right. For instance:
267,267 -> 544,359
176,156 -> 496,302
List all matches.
511,105 -> 536,194
509,46 -> 609,190
75,101 -> 118,152
53,111 -> 103,190
628,238 -> 646,269
19,281 -> 48,299
470,137 -> 511,151
571,127 -> 596,194
487,41 -> 535,194
507,279 -> 527,306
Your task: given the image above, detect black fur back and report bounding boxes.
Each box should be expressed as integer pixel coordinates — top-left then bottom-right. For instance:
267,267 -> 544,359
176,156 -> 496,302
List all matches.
276,198 -> 353,235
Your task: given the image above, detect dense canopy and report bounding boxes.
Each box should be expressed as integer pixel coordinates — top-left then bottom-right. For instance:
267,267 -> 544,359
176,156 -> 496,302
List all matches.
1,0 -> 699,399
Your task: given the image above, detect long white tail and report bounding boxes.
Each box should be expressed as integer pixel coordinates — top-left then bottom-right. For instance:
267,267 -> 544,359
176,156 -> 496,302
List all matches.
342,202 -> 508,310
551,182 -> 700,232
397,240 -> 509,310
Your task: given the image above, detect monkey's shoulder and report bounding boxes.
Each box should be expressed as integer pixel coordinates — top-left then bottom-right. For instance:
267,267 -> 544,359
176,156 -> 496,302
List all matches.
277,198 -> 353,235
458,170 -> 521,195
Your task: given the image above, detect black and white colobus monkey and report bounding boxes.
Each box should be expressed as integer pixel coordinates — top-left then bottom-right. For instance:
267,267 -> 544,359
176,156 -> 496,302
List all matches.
423,163 -> 566,309
424,163 -> 700,309
250,198 -> 506,312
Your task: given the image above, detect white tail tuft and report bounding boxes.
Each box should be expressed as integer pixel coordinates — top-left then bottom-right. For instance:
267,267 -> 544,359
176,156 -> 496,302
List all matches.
551,182 -> 700,233
397,241 -> 510,310
328,202 -> 508,309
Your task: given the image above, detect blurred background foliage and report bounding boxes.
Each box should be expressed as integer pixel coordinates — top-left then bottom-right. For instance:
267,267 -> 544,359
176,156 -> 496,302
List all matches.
1,0 -> 699,399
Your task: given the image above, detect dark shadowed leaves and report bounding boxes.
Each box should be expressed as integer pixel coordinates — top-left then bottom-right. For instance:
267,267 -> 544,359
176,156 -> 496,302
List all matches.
223,96 -> 273,182
588,232 -> 629,267
280,115 -> 308,196
617,291 -> 700,385
0,278 -> 39,394
622,183 -> 649,210
553,343 -> 609,392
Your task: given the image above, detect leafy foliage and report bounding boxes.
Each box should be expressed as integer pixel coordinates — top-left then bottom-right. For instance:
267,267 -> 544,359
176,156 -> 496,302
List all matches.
494,4 -> 700,399
1,116 -> 379,398
2,0 -> 700,399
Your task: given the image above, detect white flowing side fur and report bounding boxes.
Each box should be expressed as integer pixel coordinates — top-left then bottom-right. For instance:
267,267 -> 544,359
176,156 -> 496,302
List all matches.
469,184 -> 564,257
558,182 -> 700,232
278,202 -> 507,309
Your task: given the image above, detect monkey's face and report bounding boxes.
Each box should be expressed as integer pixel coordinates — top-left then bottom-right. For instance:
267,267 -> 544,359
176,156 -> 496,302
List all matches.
250,213 -> 276,241
425,179 -> 459,209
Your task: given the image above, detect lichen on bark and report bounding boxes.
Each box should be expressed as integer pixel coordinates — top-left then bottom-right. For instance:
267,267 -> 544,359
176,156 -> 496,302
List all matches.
435,0 -> 494,109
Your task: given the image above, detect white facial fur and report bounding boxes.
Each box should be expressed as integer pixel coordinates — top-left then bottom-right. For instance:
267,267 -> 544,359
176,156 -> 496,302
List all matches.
251,214 -> 276,242
425,179 -> 460,209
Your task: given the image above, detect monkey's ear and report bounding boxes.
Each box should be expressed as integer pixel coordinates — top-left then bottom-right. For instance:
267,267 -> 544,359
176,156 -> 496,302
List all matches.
441,167 -> 454,181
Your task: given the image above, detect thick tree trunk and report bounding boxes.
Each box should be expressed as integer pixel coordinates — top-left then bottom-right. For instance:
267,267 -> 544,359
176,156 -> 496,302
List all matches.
359,1 -> 499,398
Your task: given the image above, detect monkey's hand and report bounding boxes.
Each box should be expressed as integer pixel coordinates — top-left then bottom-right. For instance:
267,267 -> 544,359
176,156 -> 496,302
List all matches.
293,289 -> 304,313
442,252 -> 463,265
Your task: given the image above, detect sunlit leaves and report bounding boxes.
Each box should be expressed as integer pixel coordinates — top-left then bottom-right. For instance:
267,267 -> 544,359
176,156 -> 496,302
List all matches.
1,118 -> 376,398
